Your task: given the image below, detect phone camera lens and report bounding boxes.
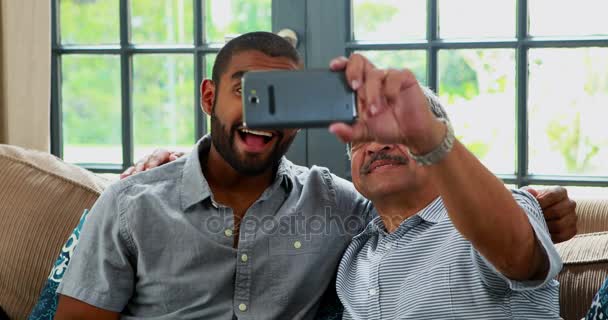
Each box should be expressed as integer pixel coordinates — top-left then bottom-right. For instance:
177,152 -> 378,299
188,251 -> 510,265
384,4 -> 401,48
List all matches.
249,96 -> 260,104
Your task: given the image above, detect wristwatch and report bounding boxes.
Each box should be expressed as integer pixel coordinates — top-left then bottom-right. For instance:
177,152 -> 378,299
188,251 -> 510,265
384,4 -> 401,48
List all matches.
408,118 -> 455,166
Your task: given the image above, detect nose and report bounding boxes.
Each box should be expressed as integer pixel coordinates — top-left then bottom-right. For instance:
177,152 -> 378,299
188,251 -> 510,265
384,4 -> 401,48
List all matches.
366,143 -> 393,156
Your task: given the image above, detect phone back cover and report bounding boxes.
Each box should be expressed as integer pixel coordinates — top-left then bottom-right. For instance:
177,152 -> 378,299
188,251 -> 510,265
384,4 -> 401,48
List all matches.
242,70 -> 357,128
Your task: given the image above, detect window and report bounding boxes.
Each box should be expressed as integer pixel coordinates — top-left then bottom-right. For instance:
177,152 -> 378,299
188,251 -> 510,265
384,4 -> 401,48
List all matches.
51,0 -> 271,172
351,0 -> 608,188
52,0 -> 608,190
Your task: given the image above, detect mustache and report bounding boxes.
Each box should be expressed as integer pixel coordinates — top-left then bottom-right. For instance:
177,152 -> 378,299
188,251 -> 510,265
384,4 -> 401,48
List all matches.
361,152 -> 408,175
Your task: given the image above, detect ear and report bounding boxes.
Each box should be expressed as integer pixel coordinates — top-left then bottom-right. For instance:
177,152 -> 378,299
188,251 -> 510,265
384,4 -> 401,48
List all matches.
201,79 -> 215,116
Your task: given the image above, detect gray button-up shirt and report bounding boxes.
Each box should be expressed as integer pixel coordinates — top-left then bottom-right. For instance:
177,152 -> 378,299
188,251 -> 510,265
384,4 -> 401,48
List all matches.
58,135 -> 373,320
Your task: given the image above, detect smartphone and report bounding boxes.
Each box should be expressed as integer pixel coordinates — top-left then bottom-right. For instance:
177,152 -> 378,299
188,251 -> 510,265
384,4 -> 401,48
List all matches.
242,70 -> 357,128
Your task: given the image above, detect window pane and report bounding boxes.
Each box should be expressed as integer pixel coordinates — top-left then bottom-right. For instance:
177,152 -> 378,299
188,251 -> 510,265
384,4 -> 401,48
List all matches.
204,54 -> 217,132
438,0 -> 515,39
205,54 -> 217,79
529,0 -> 608,37
355,50 -> 427,86
60,0 -> 119,44
438,49 -> 516,174
62,55 -> 122,164
133,55 -> 194,161
353,0 -> 426,42
205,0 -> 272,43
528,48 -> 608,176
131,0 -> 194,44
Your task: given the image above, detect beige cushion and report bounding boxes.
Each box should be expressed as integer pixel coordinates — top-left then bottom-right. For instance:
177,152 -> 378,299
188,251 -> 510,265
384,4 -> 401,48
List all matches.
556,231 -> 608,320
576,198 -> 608,235
0,145 -> 110,319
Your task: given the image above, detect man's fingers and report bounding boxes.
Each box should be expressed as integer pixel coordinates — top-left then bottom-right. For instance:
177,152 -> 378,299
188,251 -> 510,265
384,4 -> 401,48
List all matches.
329,56 -> 348,71
364,68 -> 387,117
551,229 -> 577,244
329,123 -> 354,143
120,166 -> 135,180
522,186 -> 539,198
134,160 -> 146,173
344,53 -> 366,91
382,69 -> 418,102
329,121 -> 370,144
535,186 -> 568,209
547,210 -> 578,244
543,198 -> 577,220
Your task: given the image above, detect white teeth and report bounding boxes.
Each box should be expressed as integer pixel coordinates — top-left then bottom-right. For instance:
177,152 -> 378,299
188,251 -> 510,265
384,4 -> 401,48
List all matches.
239,128 -> 273,137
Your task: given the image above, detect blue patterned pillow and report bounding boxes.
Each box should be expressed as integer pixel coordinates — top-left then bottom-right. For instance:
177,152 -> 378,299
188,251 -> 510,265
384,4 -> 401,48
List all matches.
28,209 -> 90,320
587,277 -> 608,320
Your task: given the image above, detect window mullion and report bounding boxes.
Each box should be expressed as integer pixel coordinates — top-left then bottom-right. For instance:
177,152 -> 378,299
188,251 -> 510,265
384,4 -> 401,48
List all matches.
426,0 -> 438,92
194,0 -> 206,139
120,0 -> 134,170
516,0 -> 529,187
51,0 -> 62,158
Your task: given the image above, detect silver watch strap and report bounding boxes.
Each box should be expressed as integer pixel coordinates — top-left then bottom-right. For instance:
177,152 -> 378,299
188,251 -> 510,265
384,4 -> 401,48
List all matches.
408,119 -> 455,166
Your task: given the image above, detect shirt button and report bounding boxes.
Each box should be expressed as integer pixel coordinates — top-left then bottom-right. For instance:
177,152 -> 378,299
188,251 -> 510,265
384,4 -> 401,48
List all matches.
238,303 -> 247,312
293,241 -> 302,249
368,288 -> 377,296
241,254 -> 248,262
224,229 -> 233,237
386,243 -> 393,250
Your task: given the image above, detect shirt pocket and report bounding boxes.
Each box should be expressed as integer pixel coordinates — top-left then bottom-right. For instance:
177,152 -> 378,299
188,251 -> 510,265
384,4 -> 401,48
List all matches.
268,236 -> 323,255
396,264 -> 455,317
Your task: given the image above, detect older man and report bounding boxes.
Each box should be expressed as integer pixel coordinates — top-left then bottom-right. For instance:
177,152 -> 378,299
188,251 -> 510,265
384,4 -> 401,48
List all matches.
328,54 -> 562,318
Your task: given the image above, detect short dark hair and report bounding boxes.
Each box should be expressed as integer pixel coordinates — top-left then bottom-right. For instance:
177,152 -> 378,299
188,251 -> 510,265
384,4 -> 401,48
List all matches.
211,31 -> 301,86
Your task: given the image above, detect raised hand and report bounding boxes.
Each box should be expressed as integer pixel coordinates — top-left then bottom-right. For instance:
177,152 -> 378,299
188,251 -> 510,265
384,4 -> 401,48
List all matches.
328,54 -> 446,156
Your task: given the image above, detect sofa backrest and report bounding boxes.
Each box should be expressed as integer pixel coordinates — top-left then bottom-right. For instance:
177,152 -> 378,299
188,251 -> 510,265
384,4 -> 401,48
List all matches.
0,145 -> 109,319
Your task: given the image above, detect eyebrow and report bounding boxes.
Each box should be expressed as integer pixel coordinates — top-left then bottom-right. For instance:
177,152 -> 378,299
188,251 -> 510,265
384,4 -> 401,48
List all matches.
230,70 -> 246,82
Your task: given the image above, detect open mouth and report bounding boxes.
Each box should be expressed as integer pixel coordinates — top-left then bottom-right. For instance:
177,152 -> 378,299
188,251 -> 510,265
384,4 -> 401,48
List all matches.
236,126 -> 276,152
369,159 -> 403,172
364,157 -> 408,174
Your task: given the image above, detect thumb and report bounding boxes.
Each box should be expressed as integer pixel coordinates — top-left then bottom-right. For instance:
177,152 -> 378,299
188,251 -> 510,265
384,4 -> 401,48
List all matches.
329,123 -> 355,143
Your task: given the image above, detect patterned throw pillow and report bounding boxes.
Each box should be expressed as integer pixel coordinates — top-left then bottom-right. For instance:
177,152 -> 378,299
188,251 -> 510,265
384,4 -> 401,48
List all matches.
587,277 -> 608,320
28,209 -> 90,320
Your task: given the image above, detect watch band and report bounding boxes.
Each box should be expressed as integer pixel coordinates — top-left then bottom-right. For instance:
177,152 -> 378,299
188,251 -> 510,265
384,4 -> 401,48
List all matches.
408,119 -> 455,166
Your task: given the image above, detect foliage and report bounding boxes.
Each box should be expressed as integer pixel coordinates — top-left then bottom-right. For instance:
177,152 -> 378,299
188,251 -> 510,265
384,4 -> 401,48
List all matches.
546,113 -> 599,173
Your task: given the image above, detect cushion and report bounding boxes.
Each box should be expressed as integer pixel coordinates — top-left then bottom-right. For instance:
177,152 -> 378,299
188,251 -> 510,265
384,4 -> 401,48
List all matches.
28,209 -> 90,320
556,231 -> 608,320
575,198 -> 608,235
586,277 -> 608,320
0,145 -> 109,319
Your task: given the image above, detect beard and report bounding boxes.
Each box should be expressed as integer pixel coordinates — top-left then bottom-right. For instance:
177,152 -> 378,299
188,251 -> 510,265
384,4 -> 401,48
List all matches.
210,104 -> 295,176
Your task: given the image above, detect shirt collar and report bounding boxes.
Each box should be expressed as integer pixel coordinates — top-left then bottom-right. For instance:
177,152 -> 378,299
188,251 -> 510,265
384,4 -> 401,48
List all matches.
416,197 -> 447,223
361,197 -> 447,237
180,135 -> 295,210
180,135 -> 213,210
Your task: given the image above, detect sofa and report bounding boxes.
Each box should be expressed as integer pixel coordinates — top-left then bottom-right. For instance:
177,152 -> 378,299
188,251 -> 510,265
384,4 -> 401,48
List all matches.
0,144 -> 606,320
